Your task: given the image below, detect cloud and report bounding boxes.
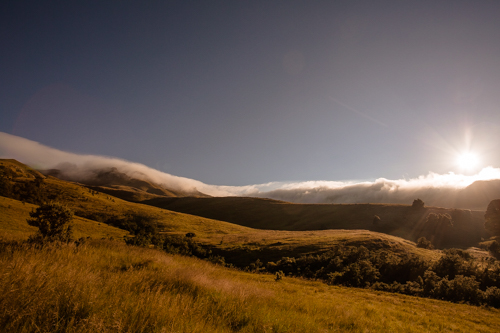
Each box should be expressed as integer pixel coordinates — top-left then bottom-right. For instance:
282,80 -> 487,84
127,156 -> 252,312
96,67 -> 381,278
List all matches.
0,132 -> 211,195
2,132 -> 500,207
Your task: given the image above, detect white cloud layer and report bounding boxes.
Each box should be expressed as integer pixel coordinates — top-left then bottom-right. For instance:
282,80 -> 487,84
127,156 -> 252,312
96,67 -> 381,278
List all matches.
2,132 -> 500,207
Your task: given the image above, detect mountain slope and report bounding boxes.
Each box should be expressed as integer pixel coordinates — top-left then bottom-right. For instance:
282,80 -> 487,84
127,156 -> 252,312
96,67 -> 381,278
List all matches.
1,159 -> 441,263
41,165 -> 210,200
142,196 -> 488,248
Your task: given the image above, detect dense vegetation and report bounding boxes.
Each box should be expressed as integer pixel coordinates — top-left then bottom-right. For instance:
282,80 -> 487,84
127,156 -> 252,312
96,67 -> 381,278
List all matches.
119,225 -> 500,308
265,246 -> 500,307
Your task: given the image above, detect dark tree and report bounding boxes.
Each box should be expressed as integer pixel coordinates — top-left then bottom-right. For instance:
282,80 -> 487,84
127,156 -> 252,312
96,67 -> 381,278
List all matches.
416,237 -> 433,249
412,199 -> 425,209
27,202 -> 73,242
425,213 -> 453,228
485,199 -> 500,236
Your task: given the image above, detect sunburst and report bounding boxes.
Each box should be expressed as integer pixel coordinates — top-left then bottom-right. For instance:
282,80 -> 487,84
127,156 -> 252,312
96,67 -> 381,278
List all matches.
456,152 -> 479,170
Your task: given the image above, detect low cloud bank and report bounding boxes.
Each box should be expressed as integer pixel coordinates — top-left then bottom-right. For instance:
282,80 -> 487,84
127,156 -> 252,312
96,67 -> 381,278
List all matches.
254,168 -> 500,207
2,132 -> 500,206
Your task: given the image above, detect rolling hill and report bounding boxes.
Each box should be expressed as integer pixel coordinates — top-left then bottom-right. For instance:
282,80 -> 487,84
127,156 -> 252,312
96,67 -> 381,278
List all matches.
142,196 -> 488,248
0,159 -> 439,261
2,158 -> 489,249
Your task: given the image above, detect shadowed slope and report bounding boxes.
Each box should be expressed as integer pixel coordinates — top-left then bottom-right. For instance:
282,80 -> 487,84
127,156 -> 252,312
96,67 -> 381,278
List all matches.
143,196 -> 487,248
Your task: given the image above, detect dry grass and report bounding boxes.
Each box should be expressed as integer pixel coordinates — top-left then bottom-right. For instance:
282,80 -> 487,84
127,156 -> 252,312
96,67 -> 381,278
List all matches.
0,196 -> 129,241
1,240 -> 499,333
1,193 -> 441,266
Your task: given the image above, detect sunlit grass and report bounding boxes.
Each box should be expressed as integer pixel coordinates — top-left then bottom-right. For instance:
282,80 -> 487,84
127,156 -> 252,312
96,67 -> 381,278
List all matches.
1,240 -> 499,332
1,194 -> 439,264
0,196 -> 129,240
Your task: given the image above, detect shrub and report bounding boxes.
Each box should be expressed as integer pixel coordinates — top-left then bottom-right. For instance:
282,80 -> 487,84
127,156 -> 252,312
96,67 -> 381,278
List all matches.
417,237 -> 433,249
412,199 -> 424,209
485,199 -> 500,236
485,286 -> 500,307
27,202 -> 73,243
488,240 -> 500,260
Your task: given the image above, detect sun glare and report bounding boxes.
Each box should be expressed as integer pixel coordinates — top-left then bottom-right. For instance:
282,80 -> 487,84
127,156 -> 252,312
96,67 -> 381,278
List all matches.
457,152 -> 479,170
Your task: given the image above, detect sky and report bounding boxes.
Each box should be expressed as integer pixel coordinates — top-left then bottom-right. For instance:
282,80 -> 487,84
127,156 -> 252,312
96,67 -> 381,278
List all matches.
2,1 -> 500,187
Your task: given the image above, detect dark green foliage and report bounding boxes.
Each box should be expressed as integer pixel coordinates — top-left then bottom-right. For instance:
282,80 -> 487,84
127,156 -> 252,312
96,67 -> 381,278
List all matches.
78,211 -> 159,236
160,234 -> 210,258
259,244 -> 500,308
485,199 -> 500,236
0,164 -> 58,204
484,286 -> 500,307
419,213 -> 453,248
246,259 -> 264,272
433,249 -> 474,280
487,240 -> 500,260
4,177 -> 55,205
275,270 -> 284,281
0,176 -> 13,198
27,202 -> 73,243
426,213 -> 453,228
416,237 -> 433,249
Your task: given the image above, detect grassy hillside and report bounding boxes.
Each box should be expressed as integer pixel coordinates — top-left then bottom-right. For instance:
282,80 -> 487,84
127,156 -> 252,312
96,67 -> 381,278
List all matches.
143,197 -> 488,248
1,240 -> 499,333
0,157 -> 253,238
1,193 -> 440,266
2,158 -> 488,248
0,196 -> 129,241
0,160 -> 444,255
205,229 -> 440,267
0,159 -> 443,260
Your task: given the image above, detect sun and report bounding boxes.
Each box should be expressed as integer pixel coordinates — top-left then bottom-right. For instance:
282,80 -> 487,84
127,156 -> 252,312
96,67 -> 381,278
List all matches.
456,152 -> 479,170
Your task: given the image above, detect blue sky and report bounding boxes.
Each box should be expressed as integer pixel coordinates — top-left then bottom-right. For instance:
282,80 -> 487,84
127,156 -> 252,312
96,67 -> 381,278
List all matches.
2,1 -> 500,186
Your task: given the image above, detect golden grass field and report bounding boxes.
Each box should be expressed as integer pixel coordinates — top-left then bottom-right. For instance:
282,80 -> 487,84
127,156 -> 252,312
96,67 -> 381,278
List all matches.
1,240 -> 499,333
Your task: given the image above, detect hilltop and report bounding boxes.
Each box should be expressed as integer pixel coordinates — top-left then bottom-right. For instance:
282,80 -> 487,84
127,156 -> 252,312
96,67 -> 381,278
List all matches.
42,165 -> 210,201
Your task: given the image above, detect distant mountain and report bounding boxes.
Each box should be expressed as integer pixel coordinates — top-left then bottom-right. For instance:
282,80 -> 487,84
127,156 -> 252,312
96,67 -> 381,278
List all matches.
455,179 -> 500,210
41,166 -> 210,201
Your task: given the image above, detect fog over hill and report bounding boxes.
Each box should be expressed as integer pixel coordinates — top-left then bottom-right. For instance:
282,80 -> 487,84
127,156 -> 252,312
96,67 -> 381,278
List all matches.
2,132 -> 500,209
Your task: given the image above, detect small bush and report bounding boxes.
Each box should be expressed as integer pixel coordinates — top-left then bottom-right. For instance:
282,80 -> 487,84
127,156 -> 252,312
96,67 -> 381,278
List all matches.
417,237 -> 433,249
27,202 -> 73,243
412,199 -> 425,209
